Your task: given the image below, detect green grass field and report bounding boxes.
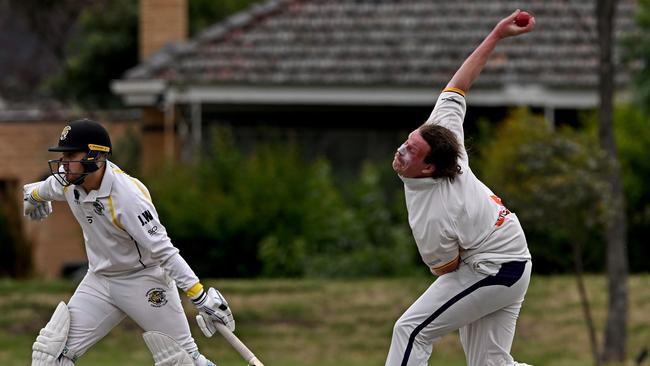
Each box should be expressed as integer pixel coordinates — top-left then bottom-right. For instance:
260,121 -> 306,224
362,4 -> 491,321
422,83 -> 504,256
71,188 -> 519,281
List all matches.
0,275 -> 648,365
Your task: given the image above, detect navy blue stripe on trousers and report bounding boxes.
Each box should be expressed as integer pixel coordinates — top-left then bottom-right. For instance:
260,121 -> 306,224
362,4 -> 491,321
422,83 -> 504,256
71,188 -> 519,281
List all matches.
400,261 -> 527,366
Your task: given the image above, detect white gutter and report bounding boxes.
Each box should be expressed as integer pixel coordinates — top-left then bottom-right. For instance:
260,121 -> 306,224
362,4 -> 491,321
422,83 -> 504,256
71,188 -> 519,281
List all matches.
168,85 -> 604,109
112,80 -> 627,109
110,79 -> 167,106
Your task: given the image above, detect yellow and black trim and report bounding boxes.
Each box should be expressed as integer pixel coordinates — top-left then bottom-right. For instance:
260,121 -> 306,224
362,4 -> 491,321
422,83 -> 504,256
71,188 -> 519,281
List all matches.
107,195 -> 125,231
429,254 -> 461,276
186,282 -> 204,299
113,169 -> 152,203
442,87 -> 466,97
88,144 -> 111,152
31,188 -> 45,202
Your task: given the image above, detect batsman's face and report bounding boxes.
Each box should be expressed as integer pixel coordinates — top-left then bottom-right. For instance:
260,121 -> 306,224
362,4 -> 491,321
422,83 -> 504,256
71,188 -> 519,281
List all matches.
59,151 -> 87,182
392,129 -> 434,178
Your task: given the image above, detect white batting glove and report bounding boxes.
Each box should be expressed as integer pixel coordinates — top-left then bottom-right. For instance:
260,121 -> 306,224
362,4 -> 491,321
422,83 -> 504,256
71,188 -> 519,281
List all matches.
191,287 -> 235,336
23,182 -> 52,221
195,313 -> 218,338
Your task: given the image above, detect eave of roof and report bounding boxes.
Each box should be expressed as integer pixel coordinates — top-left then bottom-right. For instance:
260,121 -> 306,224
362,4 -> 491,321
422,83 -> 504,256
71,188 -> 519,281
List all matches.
112,79 -> 630,108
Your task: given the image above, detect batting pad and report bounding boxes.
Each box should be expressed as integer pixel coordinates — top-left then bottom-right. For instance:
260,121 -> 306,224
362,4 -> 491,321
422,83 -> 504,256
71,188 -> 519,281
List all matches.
143,331 -> 194,366
32,301 -> 70,366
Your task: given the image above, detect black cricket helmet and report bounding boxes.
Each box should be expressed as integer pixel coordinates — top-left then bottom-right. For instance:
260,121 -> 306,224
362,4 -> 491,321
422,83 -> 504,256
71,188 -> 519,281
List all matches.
48,118 -> 112,187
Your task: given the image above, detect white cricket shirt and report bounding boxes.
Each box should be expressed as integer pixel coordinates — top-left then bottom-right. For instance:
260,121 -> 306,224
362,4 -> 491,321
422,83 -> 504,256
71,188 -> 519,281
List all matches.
400,90 -> 531,275
35,161 -> 200,291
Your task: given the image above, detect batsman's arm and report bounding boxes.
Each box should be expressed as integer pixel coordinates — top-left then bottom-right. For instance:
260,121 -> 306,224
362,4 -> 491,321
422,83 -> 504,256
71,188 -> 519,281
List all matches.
114,175 -> 235,333
26,176 -> 66,203
23,177 -> 66,220
446,10 -> 535,93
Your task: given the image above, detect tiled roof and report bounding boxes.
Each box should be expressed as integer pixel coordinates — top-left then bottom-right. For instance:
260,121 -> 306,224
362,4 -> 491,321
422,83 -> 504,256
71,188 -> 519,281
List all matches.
125,0 -> 637,91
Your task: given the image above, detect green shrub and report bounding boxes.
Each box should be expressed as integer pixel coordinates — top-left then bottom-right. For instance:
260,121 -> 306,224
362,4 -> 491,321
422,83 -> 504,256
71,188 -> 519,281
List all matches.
476,109 -> 610,273
611,106 -> 650,272
146,129 -> 417,278
570,105 -> 650,273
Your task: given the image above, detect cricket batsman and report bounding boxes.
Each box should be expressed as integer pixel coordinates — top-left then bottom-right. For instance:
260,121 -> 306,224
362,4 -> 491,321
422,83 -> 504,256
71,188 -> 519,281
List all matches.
386,10 -> 535,366
24,119 -> 233,365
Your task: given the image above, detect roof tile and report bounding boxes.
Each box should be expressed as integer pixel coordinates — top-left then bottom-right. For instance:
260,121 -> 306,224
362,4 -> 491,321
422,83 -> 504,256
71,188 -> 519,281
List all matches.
126,0 -> 637,90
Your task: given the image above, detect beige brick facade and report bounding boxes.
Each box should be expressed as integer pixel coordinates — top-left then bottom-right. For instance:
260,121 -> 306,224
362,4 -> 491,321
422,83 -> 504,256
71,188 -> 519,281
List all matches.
139,0 -> 187,60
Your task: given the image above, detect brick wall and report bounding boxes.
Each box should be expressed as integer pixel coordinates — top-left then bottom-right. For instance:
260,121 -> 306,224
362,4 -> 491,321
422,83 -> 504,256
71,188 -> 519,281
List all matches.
0,118 -> 140,278
139,0 -> 187,60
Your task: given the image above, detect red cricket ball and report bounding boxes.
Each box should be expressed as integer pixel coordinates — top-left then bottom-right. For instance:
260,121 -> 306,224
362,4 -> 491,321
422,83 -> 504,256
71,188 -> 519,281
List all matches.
514,11 -> 531,27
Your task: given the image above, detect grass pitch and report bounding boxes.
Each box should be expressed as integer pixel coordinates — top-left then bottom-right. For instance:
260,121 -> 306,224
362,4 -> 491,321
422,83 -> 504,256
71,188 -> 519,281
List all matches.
0,275 -> 648,365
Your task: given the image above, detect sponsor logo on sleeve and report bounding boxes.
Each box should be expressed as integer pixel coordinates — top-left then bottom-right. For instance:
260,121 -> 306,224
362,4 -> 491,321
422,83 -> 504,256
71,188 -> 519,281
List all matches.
441,97 -> 462,106
137,209 -> 154,226
147,226 -> 158,236
490,195 -> 511,227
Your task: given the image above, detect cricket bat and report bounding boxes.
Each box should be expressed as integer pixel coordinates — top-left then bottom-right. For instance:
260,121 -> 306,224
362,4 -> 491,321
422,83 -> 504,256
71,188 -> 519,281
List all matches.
214,323 -> 264,366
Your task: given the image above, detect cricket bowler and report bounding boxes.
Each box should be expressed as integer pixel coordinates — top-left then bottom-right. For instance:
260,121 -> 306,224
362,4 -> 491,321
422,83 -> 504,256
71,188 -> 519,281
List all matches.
386,10 -> 535,366
24,119 -> 232,365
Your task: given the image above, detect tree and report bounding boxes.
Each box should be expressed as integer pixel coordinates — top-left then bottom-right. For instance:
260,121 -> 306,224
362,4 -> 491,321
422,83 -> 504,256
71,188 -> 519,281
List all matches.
2,0 -> 102,100
597,0 -> 628,362
188,0 -> 260,36
622,0 -> 650,112
11,0 -> 259,108
477,109 -> 610,365
47,0 -> 139,108
7,0 -> 100,63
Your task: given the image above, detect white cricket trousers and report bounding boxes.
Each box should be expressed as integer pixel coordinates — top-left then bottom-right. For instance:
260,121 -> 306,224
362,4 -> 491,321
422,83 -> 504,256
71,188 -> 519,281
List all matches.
385,260 -> 531,366
64,266 -> 198,360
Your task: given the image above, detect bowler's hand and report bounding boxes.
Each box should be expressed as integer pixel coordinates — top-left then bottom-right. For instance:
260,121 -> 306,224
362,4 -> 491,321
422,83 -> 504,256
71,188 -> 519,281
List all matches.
493,9 -> 536,39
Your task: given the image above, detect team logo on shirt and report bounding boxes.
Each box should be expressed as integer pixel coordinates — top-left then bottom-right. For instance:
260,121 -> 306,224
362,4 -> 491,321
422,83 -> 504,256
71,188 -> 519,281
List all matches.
146,288 -> 168,307
73,189 -> 80,205
93,200 -> 105,216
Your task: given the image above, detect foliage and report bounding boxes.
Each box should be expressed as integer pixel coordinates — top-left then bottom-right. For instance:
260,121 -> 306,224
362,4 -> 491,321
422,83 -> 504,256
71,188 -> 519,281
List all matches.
605,106 -> 650,273
476,109 -> 611,273
616,0 -> 650,271
188,0 -> 259,37
46,0 -> 139,108
45,0 -> 259,108
144,106 -> 650,277
110,126 -> 142,175
622,0 -> 650,112
146,128 -> 417,278
575,106 -> 650,274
